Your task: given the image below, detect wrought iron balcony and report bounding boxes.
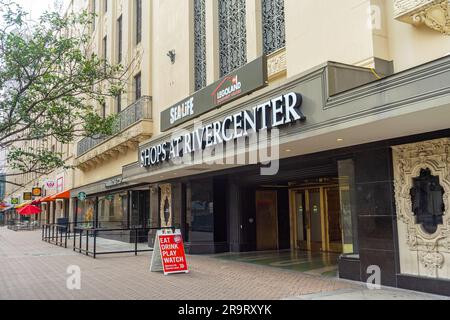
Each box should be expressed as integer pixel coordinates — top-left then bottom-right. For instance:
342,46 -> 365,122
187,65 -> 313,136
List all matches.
77,96 -> 152,157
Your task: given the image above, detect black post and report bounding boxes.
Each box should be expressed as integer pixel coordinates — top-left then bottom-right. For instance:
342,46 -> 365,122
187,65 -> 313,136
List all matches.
93,230 -> 97,259
65,227 -> 68,248
135,228 -> 138,256
79,229 -> 82,254
86,230 -> 89,256
73,228 -> 77,252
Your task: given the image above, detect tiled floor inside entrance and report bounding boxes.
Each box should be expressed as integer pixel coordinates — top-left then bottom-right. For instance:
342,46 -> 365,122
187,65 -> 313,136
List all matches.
214,250 -> 340,277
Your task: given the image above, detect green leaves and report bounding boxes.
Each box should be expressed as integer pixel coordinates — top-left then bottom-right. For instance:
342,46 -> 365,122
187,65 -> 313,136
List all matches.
0,0 -> 129,182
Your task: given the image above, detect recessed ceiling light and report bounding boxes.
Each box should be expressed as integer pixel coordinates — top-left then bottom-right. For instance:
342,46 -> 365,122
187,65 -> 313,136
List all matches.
337,138 -> 344,142
286,149 -> 292,152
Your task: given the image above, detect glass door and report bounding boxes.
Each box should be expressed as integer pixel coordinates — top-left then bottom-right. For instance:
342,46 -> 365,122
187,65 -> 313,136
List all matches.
291,188 -> 324,252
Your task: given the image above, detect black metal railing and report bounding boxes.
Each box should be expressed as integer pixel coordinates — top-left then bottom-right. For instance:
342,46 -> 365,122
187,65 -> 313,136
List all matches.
77,96 -> 152,156
8,221 -> 41,232
72,226 -> 175,259
42,222 -> 175,259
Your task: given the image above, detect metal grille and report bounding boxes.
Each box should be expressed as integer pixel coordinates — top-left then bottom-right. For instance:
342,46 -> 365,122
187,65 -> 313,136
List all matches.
262,0 -> 286,55
194,0 -> 206,91
219,0 -> 247,77
77,96 -> 152,156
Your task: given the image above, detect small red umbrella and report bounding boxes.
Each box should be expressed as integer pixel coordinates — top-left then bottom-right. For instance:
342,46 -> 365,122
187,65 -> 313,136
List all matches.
17,205 -> 41,216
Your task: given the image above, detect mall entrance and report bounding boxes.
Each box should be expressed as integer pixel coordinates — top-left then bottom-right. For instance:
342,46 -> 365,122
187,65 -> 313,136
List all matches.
255,177 -> 349,255
290,184 -> 344,253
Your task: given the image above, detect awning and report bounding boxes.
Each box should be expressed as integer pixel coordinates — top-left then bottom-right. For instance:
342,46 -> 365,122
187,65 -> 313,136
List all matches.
18,205 -> 41,216
15,201 -> 32,209
49,190 -> 71,201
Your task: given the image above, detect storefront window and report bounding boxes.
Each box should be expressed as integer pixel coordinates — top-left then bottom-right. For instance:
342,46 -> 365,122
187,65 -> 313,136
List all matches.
338,159 -> 359,255
98,193 -> 127,229
76,198 -> 96,228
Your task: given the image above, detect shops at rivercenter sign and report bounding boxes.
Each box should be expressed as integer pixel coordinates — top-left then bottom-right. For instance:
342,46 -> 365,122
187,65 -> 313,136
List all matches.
161,56 -> 268,132
141,92 -> 305,168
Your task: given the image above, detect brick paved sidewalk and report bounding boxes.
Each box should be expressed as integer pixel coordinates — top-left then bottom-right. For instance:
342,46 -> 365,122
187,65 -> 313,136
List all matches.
0,227 -> 446,300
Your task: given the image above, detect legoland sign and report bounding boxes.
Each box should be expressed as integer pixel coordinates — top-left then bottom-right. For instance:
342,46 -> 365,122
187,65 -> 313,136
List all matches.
161,56 -> 268,132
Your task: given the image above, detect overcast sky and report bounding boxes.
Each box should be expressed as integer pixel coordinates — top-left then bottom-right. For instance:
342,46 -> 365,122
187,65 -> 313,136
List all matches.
17,0 -> 69,20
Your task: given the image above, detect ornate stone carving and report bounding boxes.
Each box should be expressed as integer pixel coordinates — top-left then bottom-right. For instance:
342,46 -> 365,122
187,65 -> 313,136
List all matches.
267,48 -> 287,81
394,0 -> 450,35
419,251 -> 444,276
160,184 -> 172,228
392,138 -> 450,279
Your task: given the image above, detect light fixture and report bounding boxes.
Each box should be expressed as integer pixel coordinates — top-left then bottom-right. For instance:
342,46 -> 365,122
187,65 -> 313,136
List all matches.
337,138 -> 344,142
285,149 -> 292,152
167,50 -> 176,64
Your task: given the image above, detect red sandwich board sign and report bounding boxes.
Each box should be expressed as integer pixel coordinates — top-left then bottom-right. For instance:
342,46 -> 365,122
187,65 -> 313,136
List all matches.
150,229 -> 189,275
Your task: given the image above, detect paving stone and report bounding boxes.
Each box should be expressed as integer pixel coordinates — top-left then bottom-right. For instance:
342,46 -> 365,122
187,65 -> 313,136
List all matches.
0,227 -> 447,300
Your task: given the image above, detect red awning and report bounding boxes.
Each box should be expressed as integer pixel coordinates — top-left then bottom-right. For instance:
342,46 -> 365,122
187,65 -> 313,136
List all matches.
18,205 -> 41,216
40,195 -> 55,203
50,190 -> 71,200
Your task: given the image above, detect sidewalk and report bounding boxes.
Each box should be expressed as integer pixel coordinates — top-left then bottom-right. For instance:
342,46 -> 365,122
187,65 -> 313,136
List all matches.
0,227 -> 447,300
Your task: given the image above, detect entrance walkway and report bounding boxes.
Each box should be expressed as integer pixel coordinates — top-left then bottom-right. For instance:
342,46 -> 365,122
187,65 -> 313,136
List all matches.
214,250 -> 339,277
0,227 -> 448,300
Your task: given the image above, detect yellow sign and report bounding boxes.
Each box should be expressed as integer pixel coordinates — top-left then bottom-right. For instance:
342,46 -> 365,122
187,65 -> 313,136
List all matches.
32,187 -> 42,197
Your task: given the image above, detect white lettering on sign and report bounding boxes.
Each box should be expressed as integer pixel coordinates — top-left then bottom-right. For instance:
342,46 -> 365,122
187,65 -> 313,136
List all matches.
170,97 -> 194,125
141,92 -> 304,168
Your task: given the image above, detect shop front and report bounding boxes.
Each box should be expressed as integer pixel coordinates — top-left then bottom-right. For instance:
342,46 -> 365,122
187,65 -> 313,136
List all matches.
122,56 -> 450,295
71,176 -> 151,243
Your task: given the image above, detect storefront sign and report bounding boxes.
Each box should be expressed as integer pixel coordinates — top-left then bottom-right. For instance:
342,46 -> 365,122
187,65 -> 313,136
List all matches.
160,56 -> 268,132
32,187 -> 42,197
105,177 -> 123,188
11,198 -> 19,205
23,192 -> 32,201
45,180 -> 56,189
56,177 -> 64,193
78,192 -> 87,201
150,229 -> 189,275
141,92 -> 305,168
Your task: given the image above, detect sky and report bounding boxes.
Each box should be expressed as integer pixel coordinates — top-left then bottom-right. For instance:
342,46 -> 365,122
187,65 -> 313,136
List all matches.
16,0 -> 69,20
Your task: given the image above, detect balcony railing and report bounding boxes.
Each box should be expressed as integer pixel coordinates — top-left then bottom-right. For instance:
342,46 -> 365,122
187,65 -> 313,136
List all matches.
77,96 -> 152,157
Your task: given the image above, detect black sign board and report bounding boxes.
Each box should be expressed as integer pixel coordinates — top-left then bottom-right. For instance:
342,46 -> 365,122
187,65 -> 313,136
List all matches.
160,56 -> 268,132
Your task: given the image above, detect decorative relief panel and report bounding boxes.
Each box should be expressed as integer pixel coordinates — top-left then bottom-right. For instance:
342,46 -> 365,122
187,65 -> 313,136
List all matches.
394,0 -> 450,35
160,184 -> 172,228
267,48 -> 287,81
392,138 -> 450,279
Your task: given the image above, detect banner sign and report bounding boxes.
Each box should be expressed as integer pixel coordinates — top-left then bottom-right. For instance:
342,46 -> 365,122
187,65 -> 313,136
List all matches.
150,229 -> 189,275
160,56 -> 268,132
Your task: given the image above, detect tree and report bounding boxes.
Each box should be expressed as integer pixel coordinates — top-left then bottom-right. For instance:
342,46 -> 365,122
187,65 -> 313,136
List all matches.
0,0 -> 132,187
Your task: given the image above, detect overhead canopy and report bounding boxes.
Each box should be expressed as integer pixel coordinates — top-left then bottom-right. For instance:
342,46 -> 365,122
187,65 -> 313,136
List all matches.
15,201 -> 32,209
40,195 -> 54,203
18,205 -> 41,216
50,190 -> 70,200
